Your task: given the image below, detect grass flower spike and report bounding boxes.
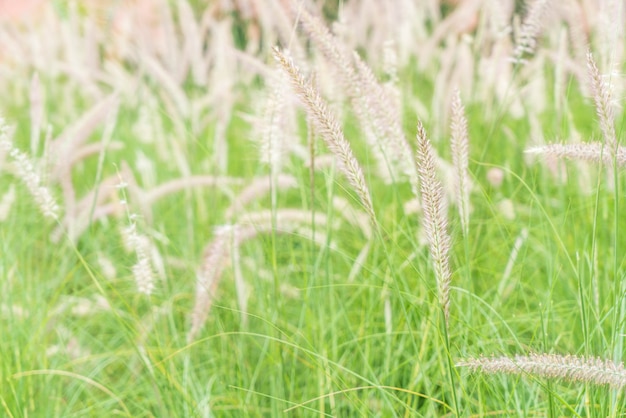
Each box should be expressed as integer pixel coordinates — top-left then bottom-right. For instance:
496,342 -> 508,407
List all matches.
273,47 -> 376,227
450,89 -> 470,237
512,0 -> 549,63
459,354 -> 626,389
525,142 -> 626,167
415,121 -> 452,325
0,118 -> 59,220
587,51 -> 618,154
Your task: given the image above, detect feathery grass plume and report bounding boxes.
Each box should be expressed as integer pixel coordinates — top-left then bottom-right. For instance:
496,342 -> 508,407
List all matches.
559,0 -> 589,63
47,94 -> 119,230
295,7 -> 417,192
512,0 -> 549,64
450,89 -> 470,237
498,227 -> 529,302
415,121 -> 452,324
49,94 -> 119,179
352,52 -> 419,192
487,0 -> 514,37
298,5 -> 396,182
188,217 -> 335,342
294,7 -> 352,86
175,0 -> 206,86
587,51 -> 618,154
525,142 -> 626,167
0,118 -> 59,220
259,73 -> 289,173
188,226 -> 231,343
596,0 -> 624,71
458,353 -> 626,388
123,221 -> 156,296
118,180 -> 156,296
273,47 -> 377,227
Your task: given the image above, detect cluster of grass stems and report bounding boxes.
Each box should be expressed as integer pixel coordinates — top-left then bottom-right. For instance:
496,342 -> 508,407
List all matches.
1,0 -> 626,416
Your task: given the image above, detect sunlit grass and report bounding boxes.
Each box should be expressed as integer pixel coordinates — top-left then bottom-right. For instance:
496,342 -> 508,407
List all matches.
1,2 -> 626,417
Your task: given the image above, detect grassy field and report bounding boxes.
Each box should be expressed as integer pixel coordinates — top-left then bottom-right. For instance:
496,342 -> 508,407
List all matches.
1,1 -> 626,417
